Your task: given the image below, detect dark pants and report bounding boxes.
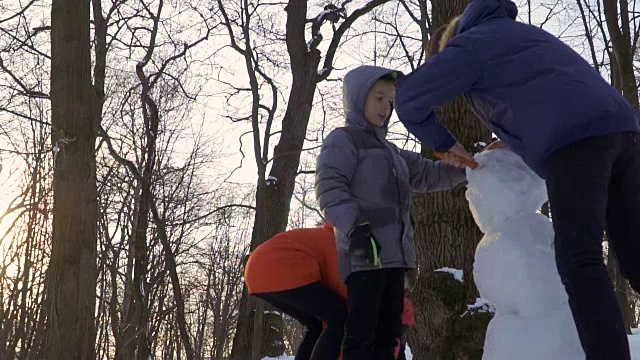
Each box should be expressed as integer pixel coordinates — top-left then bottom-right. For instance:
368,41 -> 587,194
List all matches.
342,268 -> 405,360
258,282 -> 346,360
546,131 -> 640,360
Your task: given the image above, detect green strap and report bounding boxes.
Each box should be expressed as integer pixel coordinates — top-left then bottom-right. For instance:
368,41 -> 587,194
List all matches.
370,237 -> 382,268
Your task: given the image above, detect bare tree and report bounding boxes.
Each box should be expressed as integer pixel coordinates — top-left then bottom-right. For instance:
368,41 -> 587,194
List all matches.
198,203 -> 253,360
9,0 -> 640,359
0,120 -> 51,360
0,2 -> 54,360
91,0 -> 216,356
603,0 -> 639,109
214,0 -> 392,358
47,0 -> 98,357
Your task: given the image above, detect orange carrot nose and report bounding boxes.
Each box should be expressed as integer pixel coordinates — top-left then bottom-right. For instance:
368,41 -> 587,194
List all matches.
435,152 -> 479,169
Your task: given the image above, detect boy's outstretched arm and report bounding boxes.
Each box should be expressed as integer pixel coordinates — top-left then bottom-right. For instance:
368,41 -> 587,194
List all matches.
395,37 -> 481,152
315,129 -> 363,236
399,147 -> 467,192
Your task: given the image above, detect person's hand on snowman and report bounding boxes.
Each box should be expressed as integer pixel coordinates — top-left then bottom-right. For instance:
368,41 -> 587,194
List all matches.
435,138 -> 508,169
483,139 -> 508,152
436,143 -> 479,169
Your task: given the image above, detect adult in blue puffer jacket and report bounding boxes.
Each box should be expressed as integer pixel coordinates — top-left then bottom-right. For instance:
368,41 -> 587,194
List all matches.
394,1 -> 640,359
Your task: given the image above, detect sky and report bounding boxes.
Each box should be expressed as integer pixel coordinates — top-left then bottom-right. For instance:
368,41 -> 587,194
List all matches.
0,0 -> 624,235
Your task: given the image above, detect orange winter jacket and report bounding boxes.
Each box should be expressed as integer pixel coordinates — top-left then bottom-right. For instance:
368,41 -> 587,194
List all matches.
244,223 -> 347,300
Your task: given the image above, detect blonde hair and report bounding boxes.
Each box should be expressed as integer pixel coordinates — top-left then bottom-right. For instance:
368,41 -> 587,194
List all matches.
425,15 -> 462,60
438,15 -> 462,52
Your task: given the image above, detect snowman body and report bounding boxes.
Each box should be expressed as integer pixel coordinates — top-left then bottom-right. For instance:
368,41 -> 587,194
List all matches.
466,149 -> 583,360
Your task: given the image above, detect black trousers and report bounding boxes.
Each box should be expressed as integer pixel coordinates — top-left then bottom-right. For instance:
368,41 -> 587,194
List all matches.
546,131 -> 640,360
258,282 -> 346,360
342,268 -> 405,360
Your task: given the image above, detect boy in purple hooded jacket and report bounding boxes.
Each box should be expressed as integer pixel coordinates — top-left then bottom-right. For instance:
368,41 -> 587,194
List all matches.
394,1 -> 640,359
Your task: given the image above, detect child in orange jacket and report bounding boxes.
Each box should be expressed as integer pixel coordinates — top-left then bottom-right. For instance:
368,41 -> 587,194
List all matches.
244,223 -> 347,360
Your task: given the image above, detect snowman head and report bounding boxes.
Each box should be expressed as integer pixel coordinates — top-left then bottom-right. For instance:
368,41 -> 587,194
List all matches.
465,148 -> 547,233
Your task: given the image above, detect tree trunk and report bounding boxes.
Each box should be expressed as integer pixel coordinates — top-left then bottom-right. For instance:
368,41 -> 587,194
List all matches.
230,1 -> 391,358
603,0 -> 639,109
230,2 -> 320,357
229,0 -> 323,358
152,203 -> 195,360
47,0 -> 98,357
410,1 -> 492,358
117,203 -> 141,360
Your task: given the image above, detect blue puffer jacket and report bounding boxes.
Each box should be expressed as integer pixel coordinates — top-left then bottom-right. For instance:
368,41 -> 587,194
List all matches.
395,0 -> 639,178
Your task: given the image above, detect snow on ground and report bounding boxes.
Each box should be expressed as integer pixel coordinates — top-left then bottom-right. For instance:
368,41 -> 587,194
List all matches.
631,328 -> 640,360
263,329 -> 640,360
262,346 -> 413,360
262,345 -> 413,359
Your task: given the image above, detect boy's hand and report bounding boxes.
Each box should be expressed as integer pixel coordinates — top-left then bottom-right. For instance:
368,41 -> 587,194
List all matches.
348,223 -> 382,267
435,143 -> 478,169
483,140 -> 507,152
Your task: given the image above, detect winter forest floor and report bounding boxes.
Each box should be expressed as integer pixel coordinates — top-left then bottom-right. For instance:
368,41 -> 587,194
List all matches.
632,329 -> 640,359
263,328 -> 640,360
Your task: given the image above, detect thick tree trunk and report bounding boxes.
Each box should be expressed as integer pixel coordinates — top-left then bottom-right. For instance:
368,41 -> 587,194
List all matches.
410,1 -> 492,358
230,2 -> 320,358
411,115 -> 491,358
47,0 -> 98,358
410,271 -> 492,359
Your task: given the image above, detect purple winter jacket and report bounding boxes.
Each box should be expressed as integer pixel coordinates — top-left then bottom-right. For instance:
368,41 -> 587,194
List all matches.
395,0 -> 639,178
315,65 -> 466,281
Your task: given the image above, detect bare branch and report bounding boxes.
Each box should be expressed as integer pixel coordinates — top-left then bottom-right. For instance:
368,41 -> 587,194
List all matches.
220,130 -> 251,185
0,0 -> 40,25
149,199 -> 195,360
149,11 -> 212,90
0,106 -> 51,126
292,190 -> 325,222
538,1 -> 562,29
317,0 -> 392,82
164,203 -> 256,227
217,0 -> 247,55
98,126 -> 142,181
307,4 -> 348,51
0,56 -> 49,99
576,0 -> 600,73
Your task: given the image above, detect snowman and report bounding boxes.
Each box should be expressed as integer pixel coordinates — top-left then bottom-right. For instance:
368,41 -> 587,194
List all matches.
465,148 -> 583,359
